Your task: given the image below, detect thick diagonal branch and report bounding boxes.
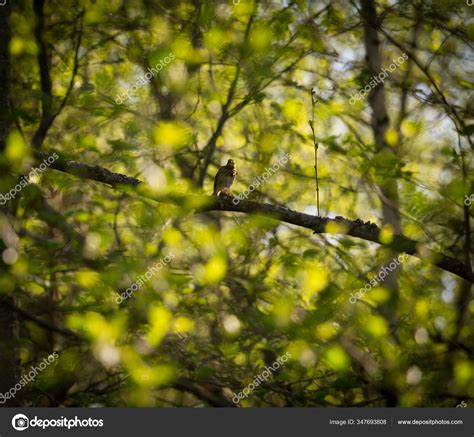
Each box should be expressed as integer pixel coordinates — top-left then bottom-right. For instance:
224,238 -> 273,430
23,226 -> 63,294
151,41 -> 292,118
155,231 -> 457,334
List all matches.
34,151 -> 473,283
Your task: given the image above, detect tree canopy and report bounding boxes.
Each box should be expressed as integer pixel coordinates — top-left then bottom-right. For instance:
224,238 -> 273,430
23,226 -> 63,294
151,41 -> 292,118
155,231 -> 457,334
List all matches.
0,0 -> 472,407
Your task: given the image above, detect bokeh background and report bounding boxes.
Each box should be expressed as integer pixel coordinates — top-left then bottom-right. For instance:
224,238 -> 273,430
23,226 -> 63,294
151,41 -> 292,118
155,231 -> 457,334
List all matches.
0,0 -> 473,407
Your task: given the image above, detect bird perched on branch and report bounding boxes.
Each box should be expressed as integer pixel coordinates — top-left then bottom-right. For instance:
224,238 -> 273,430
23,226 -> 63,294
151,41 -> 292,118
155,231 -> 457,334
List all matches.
213,159 -> 236,196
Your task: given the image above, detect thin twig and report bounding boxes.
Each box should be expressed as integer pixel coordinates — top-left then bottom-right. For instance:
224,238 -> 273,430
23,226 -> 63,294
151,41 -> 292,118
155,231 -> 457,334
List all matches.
309,88 -> 320,215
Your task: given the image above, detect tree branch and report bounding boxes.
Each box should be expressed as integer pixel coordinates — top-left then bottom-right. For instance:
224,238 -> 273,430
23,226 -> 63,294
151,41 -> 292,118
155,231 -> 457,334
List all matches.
197,14 -> 254,188
32,0 -> 53,149
32,6 -> 85,150
174,377 -> 235,407
0,295 -> 83,342
34,150 -> 474,283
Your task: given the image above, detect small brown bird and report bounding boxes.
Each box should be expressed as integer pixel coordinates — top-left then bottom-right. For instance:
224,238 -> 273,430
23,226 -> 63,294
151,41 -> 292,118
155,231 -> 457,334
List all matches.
213,159 -> 237,196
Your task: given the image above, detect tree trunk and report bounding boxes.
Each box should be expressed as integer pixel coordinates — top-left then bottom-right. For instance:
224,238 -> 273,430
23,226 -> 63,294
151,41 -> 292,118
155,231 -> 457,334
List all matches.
0,0 -> 21,406
360,0 -> 402,400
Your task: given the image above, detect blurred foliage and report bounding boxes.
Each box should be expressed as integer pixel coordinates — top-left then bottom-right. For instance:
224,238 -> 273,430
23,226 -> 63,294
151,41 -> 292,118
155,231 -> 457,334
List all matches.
0,0 -> 473,407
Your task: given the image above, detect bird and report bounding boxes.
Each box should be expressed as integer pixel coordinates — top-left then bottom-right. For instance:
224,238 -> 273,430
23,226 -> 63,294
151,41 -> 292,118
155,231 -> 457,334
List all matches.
213,159 -> 237,196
